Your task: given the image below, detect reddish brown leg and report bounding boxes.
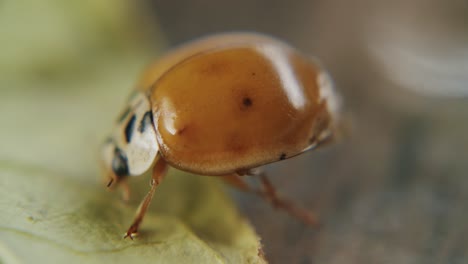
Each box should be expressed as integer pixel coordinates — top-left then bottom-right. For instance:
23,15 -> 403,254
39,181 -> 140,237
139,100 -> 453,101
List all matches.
223,172 -> 319,227
222,174 -> 252,191
124,158 -> 168,239
119,179 -> 131,202
258,173 -> 319,226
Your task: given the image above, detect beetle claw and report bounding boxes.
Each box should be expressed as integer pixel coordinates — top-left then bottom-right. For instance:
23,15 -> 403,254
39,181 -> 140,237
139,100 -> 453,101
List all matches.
124,226 -> 138,240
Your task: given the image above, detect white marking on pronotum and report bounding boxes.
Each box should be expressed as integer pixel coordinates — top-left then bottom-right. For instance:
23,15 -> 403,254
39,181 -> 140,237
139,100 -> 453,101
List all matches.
124,93 -> 159,176
106,92 -> 159,177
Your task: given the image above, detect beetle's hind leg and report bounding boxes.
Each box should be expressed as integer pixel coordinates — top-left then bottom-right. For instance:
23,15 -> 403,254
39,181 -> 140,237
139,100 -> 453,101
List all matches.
124,157 -> 168,239
257,173 -> 319,226
224,172 -> 319,227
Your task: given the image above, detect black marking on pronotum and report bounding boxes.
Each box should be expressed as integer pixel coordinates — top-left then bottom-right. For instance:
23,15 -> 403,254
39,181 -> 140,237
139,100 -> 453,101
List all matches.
112,147 -> 129,177
138,111 -> 153,133
279,153 -> 287,160
117,107 -> 131,123
125,114 -> 136,143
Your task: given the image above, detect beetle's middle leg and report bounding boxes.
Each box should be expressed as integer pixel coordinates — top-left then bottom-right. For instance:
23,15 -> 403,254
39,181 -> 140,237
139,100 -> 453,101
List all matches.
223,171 -> 319,227
124,156 -> 168,239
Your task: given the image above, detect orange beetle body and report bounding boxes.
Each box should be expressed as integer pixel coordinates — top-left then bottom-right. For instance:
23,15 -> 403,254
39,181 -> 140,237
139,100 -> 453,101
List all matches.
101,33 -> 341,238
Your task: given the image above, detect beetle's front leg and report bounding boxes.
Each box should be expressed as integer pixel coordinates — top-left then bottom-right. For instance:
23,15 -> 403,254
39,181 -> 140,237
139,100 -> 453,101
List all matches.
124,157 -> 168,239
118,179 -> 131,202
104,170 -> 131,202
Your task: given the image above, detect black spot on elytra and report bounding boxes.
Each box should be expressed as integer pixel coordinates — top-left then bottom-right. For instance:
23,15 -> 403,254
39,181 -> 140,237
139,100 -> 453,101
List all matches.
138,111 -> 153,133
251,72 -> 256,76
242,97 -> 253,107
279,153 -> 287,160
117,107 -> 131,123
112,147 -> 129,177
124,114 -> 136,143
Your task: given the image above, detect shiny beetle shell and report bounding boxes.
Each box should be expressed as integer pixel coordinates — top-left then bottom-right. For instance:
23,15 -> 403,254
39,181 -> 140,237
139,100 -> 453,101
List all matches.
103,33 -> 340,180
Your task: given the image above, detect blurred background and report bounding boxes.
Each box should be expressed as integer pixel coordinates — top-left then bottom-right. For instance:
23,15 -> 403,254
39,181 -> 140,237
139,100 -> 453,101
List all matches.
1,0 -> 468,263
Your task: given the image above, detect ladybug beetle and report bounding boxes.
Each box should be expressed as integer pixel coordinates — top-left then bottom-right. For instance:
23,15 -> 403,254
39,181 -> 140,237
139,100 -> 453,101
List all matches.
101,33 -> 341,239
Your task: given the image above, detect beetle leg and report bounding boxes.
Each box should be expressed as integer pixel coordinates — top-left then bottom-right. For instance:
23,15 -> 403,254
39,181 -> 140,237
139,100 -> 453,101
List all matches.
104,169 -> 131,202
223,172 -> 319,227
257,173 -> 319,227
124,157 -> 168,239
119,179 -> 131,202
222,173 -> 252,191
